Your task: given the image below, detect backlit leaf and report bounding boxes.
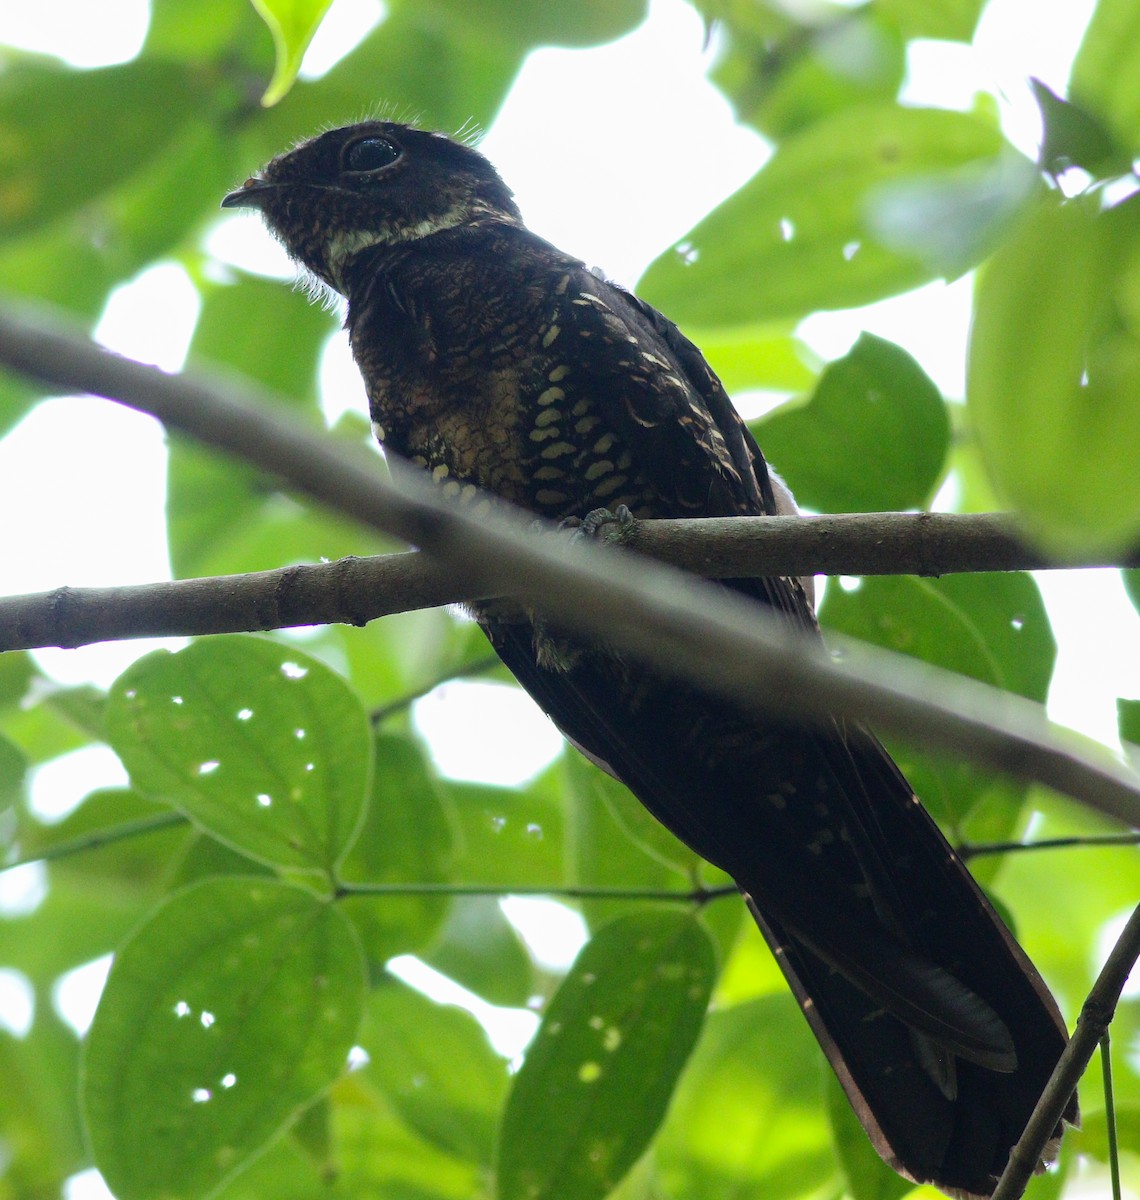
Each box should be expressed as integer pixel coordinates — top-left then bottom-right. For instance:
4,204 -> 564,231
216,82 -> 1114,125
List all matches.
498,911 -> 715,1200
640,105 -> 1014,325
83,877 -> 364,1200
755,333 -> 949,512
107,636 -> 371,875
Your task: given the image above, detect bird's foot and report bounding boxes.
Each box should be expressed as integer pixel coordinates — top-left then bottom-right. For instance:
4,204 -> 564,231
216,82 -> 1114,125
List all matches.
566,504 -> 636,547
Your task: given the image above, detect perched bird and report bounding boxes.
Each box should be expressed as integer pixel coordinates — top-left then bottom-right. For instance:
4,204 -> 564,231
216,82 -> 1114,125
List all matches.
222,122 -> 1076,1197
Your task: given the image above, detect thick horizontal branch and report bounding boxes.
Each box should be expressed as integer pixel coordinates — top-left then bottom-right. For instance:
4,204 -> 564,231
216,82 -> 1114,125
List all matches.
1,302 -> 1138,831
2,510 -> 1134,653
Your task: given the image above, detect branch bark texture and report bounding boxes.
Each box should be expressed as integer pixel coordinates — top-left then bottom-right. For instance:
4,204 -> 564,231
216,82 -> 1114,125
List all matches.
1,302 -> 1139,831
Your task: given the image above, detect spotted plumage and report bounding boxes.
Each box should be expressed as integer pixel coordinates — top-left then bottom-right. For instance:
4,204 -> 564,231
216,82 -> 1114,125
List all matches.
223,121 -> 1076,1198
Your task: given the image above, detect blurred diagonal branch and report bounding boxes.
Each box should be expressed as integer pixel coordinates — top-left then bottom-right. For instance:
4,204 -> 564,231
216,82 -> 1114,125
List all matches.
1,301 -> 1139,830
1,507 -> 1135,653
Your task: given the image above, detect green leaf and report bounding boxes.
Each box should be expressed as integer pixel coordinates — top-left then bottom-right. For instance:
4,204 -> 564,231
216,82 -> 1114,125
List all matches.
497,911 -> 715,1200
755,333 -> 950,512
106,636 -> 372,875
562,752 -> 698,931
826,1073 -> 912,1200
1029,78 -> 1130,178
1124,568 -> 1140,615
968,193 -> 1140,553
443,771 -> 567,888
423,895 -> 536,1008
653,995 -> 836,1199
361,978 -> 508,1164
337,733 -> 457,962
431,0 -> 647,48
874,0 -> 986,41
250,0 -> 335,106
1071,0 -> 1140,154
714,15 -> 905,141
83,877 -> 365,1200
1120,698 -> 1140,750
686,324 -> 819,395
0,650 -> 34,708
820,573 -> 1053,833
263,4 -> 520,143
0,59 -> 202,240
0,732 -> 26,813
0,1010 -> 88,1194
639,105 -> 1013,325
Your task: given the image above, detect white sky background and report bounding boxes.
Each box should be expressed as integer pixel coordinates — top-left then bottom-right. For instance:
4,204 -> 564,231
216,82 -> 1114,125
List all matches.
0,4 -> 1138,1195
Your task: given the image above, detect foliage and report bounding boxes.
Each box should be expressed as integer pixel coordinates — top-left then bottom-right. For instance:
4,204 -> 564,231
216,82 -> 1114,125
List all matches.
1,2 -> 1139,1199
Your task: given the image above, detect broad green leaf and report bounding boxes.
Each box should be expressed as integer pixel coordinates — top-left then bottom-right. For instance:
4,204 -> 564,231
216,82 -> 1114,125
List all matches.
0,651 -> 34,708
687,324 -> 819,395
822,573 -> 1054,702
361,978 -> 508,1164
0,1010 -> 88,1194
168,273 -> 341,576
564,750 -> 698,893
1030,79 -> 1130,179
1124,568 -> 1140,615
107,637 -> 372,875
146,0 -> 272,67
0,731 -> 26,812
432,0 -> 647,48
498,911 -> 715,1200
654,995 -> 836,1200
1120,698 -> 1140,750
755,333 -> 950,511
443,771 -> 567,888
640,105 -> 1013,326
423,895 -> 536,1008
820,573 -> 1053,835
265,5 -> 520,147
714,15 -> 905,140
1071,0 -> 1140,153
250,0 -> 336,106
337,733 -> 457,962
215,1083 -> 482,1200
13,787 -> 185,887
83,877 -> 365,1200
0,59 -> 201,239
874,0 -> 986,41
187,274 -> 334,402
968,193 -> 1140,553
826,1074 -> 912,1200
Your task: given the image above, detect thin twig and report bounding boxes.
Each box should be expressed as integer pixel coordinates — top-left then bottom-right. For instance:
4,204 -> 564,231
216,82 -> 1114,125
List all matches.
959,832 -> 1140,860
2,811 -> 187,874
335,880 -> 740,903
1,304 -> 1139,829
371,654 -> 502,724
1100,1035 -> 1122,1200
991,899 -> 1140,1200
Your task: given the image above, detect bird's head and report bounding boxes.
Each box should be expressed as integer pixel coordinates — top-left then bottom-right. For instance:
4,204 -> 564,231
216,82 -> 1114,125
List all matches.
221,121 -> 521,293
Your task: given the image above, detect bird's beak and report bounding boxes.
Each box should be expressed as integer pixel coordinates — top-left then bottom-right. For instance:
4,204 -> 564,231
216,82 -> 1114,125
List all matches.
220,178 -> 278,209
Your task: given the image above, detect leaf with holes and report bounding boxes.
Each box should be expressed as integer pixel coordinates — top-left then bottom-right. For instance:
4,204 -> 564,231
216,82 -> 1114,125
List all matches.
106,636 -> 371,875
83,877 -> 364,1200
497,911 -> 715,1200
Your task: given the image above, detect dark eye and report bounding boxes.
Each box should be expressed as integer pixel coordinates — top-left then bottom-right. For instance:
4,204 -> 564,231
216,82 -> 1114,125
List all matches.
343,137 -> 400,173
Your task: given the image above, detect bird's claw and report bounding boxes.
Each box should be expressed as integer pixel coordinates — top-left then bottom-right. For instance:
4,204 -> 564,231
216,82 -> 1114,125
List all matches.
567,504 -> 636,546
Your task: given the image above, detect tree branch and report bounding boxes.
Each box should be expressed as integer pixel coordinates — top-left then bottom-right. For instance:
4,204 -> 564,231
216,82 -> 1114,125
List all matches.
991,898 -> 1140,1200
1,302 -> 1138,830
2,509 -> 1136,653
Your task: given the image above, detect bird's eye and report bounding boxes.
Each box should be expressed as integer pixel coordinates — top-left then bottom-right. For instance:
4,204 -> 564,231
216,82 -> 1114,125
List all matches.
343,137 -> 400,173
